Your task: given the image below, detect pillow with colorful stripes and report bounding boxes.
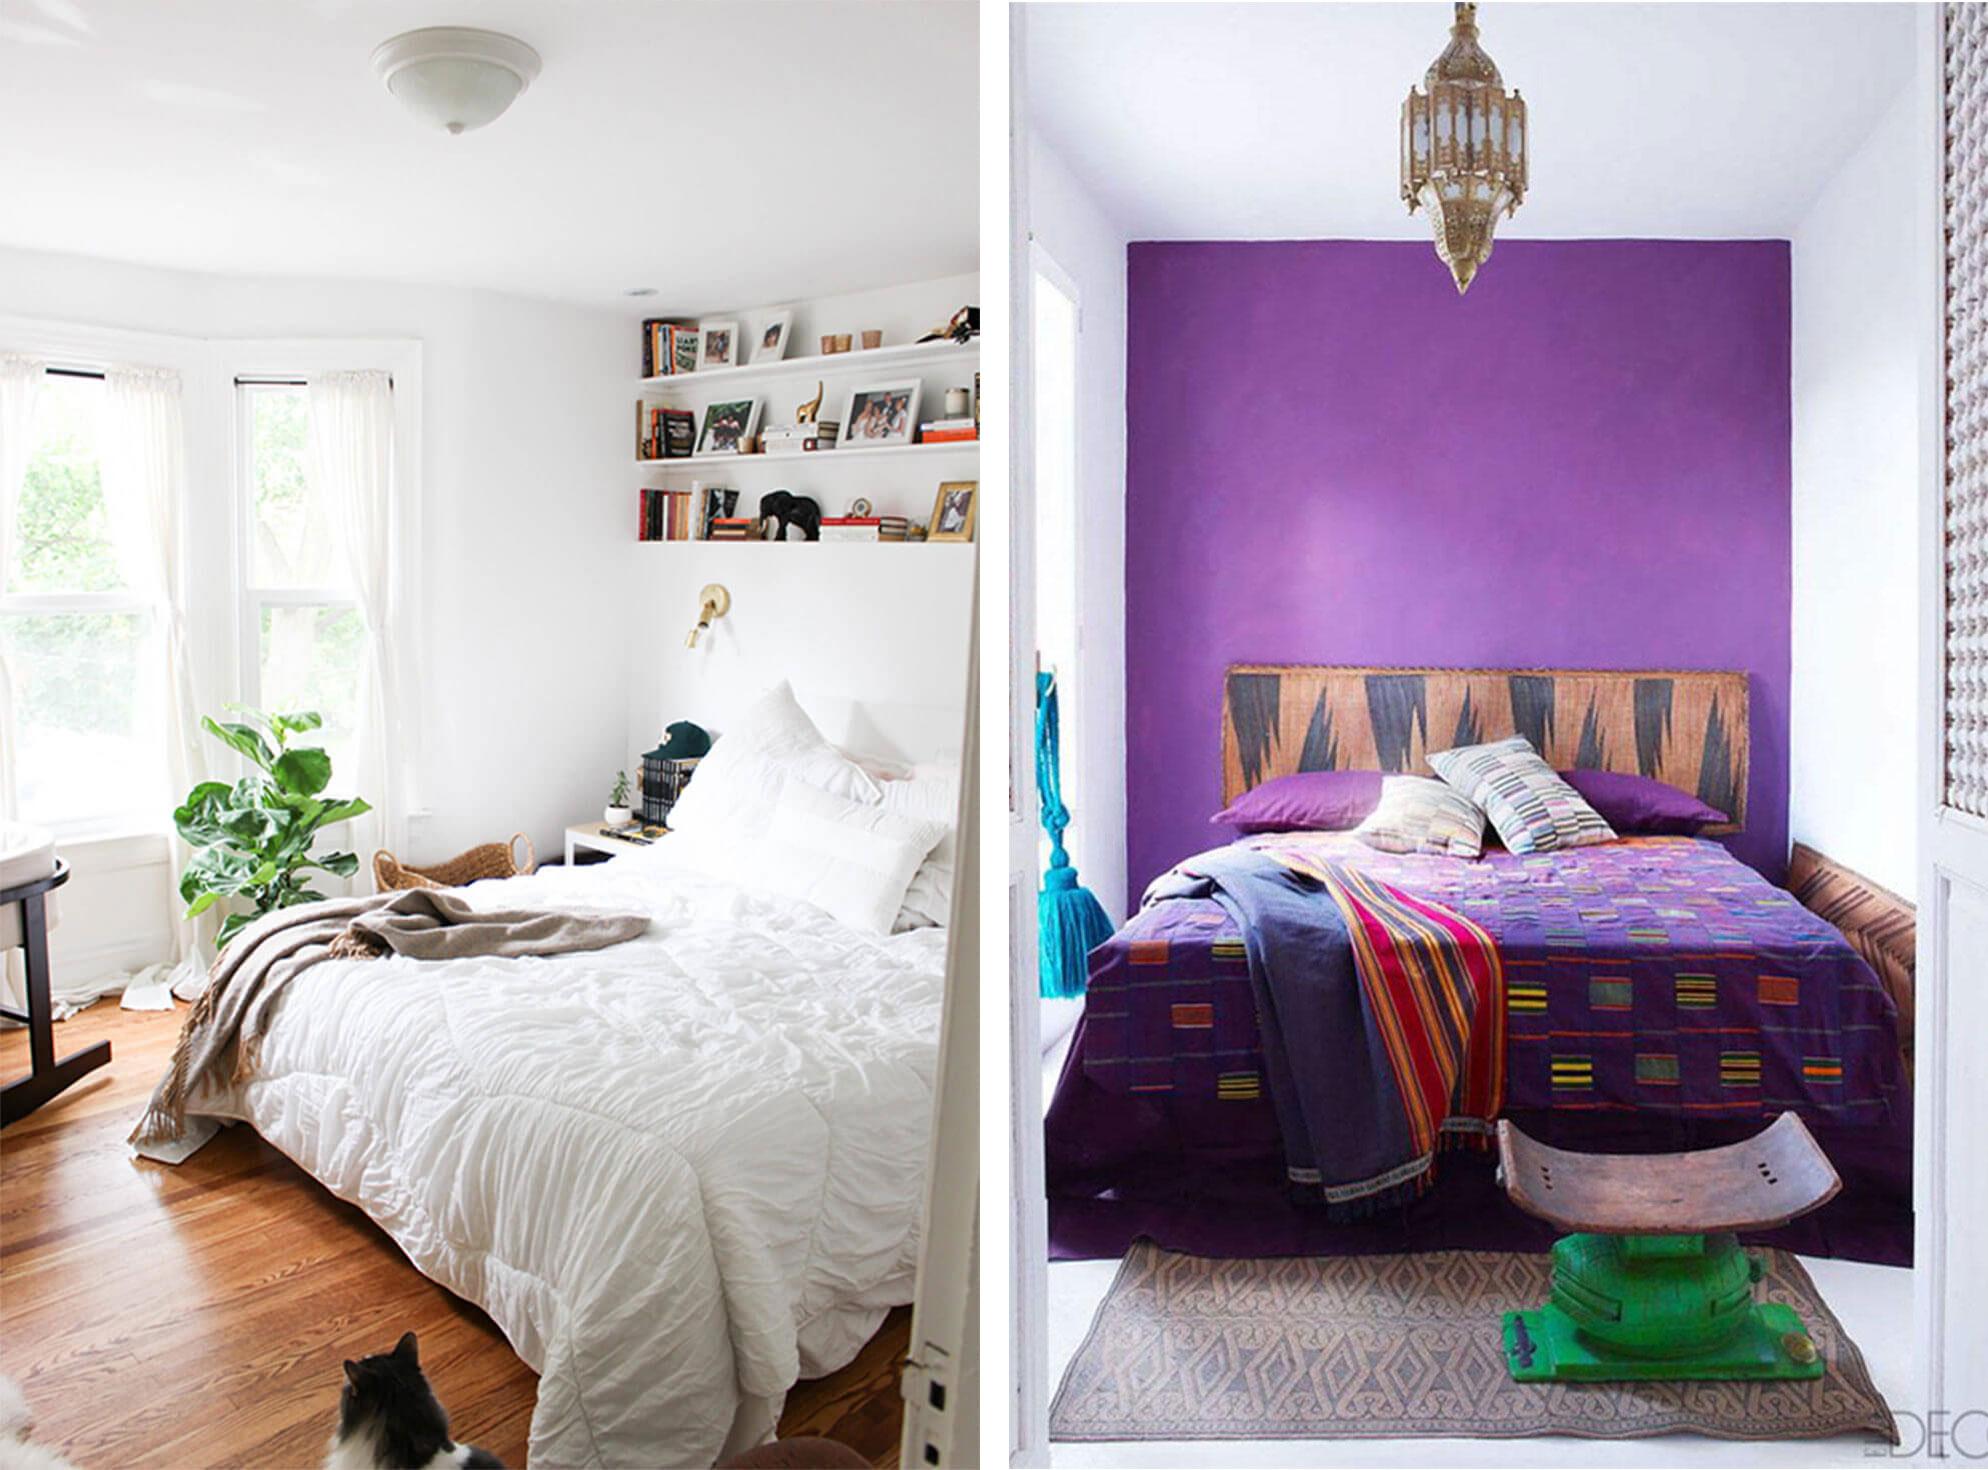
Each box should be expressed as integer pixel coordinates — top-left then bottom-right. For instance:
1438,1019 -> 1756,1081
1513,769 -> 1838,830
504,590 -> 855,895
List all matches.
1352,775 -> 1486,859
1427,735 -> 1617,854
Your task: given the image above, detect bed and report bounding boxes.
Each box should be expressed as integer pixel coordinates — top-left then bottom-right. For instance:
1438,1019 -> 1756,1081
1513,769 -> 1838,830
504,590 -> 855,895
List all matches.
170,687 -> 958,1469
1046,666 -> 1911,1265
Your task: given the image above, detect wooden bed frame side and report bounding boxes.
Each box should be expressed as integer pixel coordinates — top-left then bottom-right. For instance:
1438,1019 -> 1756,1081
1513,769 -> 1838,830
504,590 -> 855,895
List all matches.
1219,665 -> 1751,833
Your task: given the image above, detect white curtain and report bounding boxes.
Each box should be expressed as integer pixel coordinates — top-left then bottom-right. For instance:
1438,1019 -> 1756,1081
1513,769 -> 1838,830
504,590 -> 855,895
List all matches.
308,369 -> 400,876
0,356 -> 44,1010
0,354 -> 44,825
101,366 -> 208,987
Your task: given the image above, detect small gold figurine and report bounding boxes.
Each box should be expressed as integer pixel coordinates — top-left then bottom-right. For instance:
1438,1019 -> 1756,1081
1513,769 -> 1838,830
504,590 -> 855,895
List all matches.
796,381 -> 824,425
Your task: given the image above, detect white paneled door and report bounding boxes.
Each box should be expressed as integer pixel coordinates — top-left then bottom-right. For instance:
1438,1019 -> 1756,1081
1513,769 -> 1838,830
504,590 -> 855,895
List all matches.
1924,3 -> 1988,1431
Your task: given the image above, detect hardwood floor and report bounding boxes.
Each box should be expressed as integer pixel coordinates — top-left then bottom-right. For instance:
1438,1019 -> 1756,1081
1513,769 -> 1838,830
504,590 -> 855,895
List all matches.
0,1000 -> 909,1468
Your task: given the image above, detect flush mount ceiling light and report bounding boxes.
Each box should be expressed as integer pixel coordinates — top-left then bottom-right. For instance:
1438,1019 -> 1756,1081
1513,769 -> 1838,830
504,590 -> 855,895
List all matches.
371,27 -> 541,135
1400,2 -> 1528,294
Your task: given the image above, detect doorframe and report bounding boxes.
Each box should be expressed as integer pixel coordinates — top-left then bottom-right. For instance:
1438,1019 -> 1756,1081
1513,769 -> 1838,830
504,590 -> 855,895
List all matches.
1008,5 -> 1051,1465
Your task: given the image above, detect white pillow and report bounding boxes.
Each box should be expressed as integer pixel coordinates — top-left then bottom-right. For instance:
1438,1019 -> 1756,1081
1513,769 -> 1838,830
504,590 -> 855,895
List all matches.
666,681 -> 880,841
756,780 -> 949,934
880,762 -> 960,929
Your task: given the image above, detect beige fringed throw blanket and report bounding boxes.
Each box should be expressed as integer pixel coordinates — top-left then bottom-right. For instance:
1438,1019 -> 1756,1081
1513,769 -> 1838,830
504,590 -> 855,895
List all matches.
130,887 -> 649,1150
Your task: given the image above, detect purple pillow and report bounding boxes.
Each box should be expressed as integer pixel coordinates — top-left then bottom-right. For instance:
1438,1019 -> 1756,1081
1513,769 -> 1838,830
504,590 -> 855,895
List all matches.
1213,770 -> 1384,833
1558,768 -> 1728,834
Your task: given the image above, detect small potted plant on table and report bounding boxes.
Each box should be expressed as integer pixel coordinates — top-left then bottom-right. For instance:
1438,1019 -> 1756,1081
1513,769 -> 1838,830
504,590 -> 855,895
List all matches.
604,772 -> 633,828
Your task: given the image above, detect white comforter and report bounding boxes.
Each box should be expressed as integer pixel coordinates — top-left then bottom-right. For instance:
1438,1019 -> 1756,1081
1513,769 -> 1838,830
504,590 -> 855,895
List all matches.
187,837 -> 947,1468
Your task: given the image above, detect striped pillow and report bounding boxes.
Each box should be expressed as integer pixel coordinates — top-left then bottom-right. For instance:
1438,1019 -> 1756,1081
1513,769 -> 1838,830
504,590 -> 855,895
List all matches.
1353,776 -> 1486,859
1427,735 -> 1617,854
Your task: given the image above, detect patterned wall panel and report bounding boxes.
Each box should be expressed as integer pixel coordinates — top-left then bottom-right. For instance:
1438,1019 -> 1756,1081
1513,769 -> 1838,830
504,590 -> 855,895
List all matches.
1220,666 -> 1749,831
1948,4 -> 1988,815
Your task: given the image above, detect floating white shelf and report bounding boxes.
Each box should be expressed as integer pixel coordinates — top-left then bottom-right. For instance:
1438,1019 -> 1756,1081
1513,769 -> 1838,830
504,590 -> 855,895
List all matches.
637,539 -> 977,550
636,338 -> 979,394
637,440 -> 979,470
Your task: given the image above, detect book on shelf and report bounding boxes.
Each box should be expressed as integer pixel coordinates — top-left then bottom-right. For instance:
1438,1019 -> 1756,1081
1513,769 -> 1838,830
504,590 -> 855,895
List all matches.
696,484 -> 739,538
637,402 -> 697,461
640,319 -> 700,379
879,515 -> 911,542
707,516 -> 758,542
637,488 -> 697,542
820,516 -> 881,543
919,417 -> 979,445
671,325 -> 699,376
759,420 -> 841,456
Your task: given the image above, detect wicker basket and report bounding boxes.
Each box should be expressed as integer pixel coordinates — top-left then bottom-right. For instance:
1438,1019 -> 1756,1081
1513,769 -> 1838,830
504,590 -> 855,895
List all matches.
373,833 -> 537,892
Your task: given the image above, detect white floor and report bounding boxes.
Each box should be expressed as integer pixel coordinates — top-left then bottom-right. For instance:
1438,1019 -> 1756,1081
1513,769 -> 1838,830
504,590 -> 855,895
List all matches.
1039,1018 -> 1916,1467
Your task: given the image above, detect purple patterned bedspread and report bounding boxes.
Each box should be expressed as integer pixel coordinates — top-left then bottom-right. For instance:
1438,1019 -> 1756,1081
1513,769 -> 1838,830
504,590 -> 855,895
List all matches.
1081,835 -> 1903,1122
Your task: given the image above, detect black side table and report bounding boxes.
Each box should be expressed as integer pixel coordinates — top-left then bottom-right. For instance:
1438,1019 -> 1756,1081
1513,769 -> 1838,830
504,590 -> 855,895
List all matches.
1,860 -> 110,1125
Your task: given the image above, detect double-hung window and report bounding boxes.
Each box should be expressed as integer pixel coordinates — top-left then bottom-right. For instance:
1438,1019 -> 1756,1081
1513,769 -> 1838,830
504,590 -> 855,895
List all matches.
0,370 -> 166,830
236,380 -> 363,781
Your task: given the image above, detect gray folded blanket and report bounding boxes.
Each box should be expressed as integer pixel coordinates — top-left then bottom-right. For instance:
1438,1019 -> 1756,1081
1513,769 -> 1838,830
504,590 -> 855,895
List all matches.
130,887 -> 649,1149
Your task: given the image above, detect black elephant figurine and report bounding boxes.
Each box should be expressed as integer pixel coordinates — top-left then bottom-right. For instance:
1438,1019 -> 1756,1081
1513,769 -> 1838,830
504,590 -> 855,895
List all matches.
757,490 -> 822,542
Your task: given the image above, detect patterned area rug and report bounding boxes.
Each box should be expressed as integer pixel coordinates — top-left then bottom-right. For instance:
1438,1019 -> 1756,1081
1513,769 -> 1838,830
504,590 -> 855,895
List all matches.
1050,1241 -> 1897,1442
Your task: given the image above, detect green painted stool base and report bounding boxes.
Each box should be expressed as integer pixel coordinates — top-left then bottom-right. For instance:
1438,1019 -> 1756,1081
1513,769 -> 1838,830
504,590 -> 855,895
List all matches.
1503,1301 -> 1824,1383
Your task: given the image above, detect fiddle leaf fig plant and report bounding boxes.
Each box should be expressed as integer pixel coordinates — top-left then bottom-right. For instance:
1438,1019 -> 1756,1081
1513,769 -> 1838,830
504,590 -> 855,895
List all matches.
176,706 -> 371,950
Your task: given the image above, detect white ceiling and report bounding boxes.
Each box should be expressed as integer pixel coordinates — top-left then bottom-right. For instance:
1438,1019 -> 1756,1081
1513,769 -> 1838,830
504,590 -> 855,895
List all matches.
1025,2 -> 1920,241
0,0 -> 977,313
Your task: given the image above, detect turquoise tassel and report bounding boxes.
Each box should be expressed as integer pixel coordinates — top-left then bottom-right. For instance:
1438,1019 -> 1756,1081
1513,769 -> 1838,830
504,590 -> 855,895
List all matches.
1037,671 -> 1112,998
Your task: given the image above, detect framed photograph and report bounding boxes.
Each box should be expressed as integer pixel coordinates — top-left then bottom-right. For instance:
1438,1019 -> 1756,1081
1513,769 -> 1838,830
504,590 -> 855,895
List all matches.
754,310 -> 792,365
696,397 -> 762,456
836,380 -> 923,450
927,480 -> 977,542
699,321 -> 738,370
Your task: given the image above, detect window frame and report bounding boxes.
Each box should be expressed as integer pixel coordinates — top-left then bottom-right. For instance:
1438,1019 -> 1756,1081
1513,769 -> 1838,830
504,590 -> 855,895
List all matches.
0,354 -> 172,838
1029,242 -> 1086,861
211,340 -> 424,822
232,378 -> 362,746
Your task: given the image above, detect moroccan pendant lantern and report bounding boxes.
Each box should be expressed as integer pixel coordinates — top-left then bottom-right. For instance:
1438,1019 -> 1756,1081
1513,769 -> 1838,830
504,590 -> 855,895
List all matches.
1400,2 -> 1528,294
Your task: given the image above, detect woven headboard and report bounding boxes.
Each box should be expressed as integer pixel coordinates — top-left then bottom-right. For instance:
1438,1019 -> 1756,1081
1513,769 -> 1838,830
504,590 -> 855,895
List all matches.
1220,666 -> 1749,832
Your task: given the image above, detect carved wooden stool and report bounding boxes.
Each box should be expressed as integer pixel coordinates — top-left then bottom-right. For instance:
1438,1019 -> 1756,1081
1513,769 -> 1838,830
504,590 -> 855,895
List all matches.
1497,1111 -> 1840,1382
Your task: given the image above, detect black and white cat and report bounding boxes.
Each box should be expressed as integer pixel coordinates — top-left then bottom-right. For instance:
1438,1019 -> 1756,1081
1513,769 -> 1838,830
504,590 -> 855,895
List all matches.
324,1332 -> 504,1470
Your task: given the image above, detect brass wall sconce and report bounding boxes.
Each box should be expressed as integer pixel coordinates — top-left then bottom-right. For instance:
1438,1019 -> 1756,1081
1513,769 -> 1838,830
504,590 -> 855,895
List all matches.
686,583 -> 730,648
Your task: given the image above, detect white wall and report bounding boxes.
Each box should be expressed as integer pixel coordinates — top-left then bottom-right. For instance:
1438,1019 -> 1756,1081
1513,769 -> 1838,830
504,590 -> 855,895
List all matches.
0,244 -> 632,982
1026,137 -> 1129,922
1789,81 -> 1928,901
622,274 -> 982,787
624,542 -> 975,776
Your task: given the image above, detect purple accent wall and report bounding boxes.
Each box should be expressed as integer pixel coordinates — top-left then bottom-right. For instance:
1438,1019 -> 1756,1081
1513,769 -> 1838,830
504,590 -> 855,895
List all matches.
1124,240 -> 1791,906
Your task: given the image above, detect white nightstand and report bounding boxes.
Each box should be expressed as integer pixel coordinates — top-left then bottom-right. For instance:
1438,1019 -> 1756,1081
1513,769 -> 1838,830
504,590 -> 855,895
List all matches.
563,822 -> 666,865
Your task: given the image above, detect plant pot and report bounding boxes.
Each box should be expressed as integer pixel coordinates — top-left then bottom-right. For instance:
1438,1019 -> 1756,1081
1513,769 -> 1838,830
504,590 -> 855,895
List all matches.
604,805 -> 633,826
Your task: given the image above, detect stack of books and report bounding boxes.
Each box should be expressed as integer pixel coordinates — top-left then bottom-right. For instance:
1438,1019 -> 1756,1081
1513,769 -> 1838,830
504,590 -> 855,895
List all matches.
820,516 -> 880,542
696,485 -> 739,538
641,320 -> 701,379
707,517 -> 758,542
638,402 -> 696,460
820,516 -> 914,543
919,417 -> 978,445
758,420 -> 840,457
638,488 -> 696,541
